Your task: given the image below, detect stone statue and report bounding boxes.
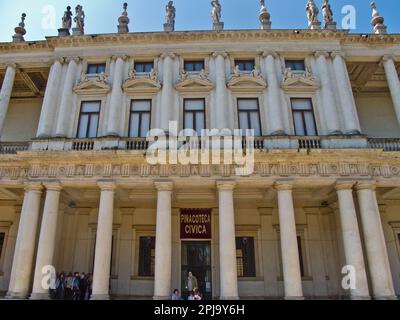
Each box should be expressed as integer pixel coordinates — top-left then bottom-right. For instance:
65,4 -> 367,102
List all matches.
97,72 -> 108,83
199,69 -> 208,80
13,13 -> 27,43
306,0 -> 320,29
232,65 -> 241,77
370,1 -> 387,34
164,1 -> 176,31
62,6 -> 73,29
149,68 -> 157,81
179,70 -> 189,81
211,0 -> 222,23
73,5 -> 85,35
118,3 -> 130,34
259,0 -> 271,30
251,67 -> 261,78
128,69 -> 137,79
322,0 -> 336,29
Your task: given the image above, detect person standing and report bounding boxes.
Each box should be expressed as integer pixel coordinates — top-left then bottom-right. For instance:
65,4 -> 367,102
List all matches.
171,289 -> 182,300
72,272 -> 80,300
79,272 -> 87,300
65,272 -> 73,300
184,271 -> 198,300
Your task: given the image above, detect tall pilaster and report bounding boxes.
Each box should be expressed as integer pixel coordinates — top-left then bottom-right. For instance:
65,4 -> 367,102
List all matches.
212,52 -> 229,131
159,53 -> 175,132
0,63 -> 17,137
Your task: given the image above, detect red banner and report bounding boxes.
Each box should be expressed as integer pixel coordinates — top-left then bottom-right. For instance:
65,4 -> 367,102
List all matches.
180,209 -> 212,239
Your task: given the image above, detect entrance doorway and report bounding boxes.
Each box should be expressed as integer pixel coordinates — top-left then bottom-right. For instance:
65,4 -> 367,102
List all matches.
181,241 -> 212,300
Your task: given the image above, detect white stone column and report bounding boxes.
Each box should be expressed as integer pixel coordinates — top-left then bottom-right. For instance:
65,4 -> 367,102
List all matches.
159,53 -> 175,132
106,55 -> 126,136
0,63 -> 17,137
6,183 -> 43,299
30,182 -> 62,300
153,181 -> 173,300
213,52 -> 229,131
331,52 -> 361,135
91,181 -> 116,300
263,52 -> 285,135
382,55 -> 400,126
335,181 -> 370,299
355,181 -> 396,300
274,181 -> 303,299
55,57 -> 80,137
315,51 -> 342,135
36,59 -> 64,138
217,181 -> 239,300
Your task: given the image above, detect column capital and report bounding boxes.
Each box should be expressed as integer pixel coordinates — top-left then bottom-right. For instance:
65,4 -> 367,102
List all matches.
97,180 -> 116,191
43,181 -> 63,192
274,180 -> 293,191
381,54 -> 396,63
335,180 -> 356,191
212,51 -> 228,59
216,180 -> 236,191
355,180 -> 376,191
262,51 -> 278,59
154,180 -> 174,191
111,55 -> 129,62
331,51 -> 346,59
314,51 -> 329,59
5,62 -> 17,69
65,56 -> 81,64
48,57 -> 65,66
160,52 -> 176,60
24,182 -> 43,193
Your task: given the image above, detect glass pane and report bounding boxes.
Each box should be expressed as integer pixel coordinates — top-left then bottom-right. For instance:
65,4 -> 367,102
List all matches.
184,112 -> 194,130
88,114 -> 99,138
291,98 -> 312,111
87,65 -> 97,74
139,237 -> 155,277
304,111 -> 317,136
250,112 -> 261,136
238,99 -> 258,110
140,114 -> 151,137
286,60 -> 305,71
131,100 -> 151,112
293,112 -> 305,136
236,61 -> 254,71
129,113 -> 140,138
97,64 -> 106,74
185,99 -> 204,111
77,114 -> 89,138
239,112 -> 249,134
195,62 -> 204,71
195,112 -> 205,135
82,101 -> 100,113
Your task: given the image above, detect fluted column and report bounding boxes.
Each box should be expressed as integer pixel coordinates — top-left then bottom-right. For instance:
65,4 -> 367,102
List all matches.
6,183 -> 43,299
213,52 -> 229,131
106,55 -> 127,136
263,52 -> 285,135
217,181 -> 239,300
153,181 -> 173,300
0,63 -> 17,137
36,59 -> 64,138
55,57 -> 80,137
331,52 -> 361,135
274,181 -> 303,300
159,53 -> 175,132
315,51 -> 341,135
382,55 -> 400,126
355,181 -> 396,300
91,181 -> 116,300
335,181 -> 370,299
30,182 -> 62,300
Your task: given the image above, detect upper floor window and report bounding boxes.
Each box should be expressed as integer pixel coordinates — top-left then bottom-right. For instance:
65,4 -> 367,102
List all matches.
237,98 -> 262,136
87,63 -> 106,74
184,99 -> 206,136
129,100 -> 151,138
236,237 -> 256,278
291,98 -> 317,136
77,101 -> 101,138
285,60 -> 305,71
0,232 -> 4,262
139,236 -> 155,277
184,60 -> 205,72
135,62 -> 154,73
297,236 -> 305,277
235,60 -> 255,72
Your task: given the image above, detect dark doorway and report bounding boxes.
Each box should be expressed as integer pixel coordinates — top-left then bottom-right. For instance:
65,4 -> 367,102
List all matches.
181,241 -> 212,300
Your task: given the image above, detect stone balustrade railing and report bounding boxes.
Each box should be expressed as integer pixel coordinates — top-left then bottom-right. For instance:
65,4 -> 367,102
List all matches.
368,138 -> 400,151
0,142 -> 30,154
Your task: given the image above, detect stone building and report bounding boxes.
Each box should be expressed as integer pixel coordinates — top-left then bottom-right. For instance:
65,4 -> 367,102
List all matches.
0,2 -> 399,300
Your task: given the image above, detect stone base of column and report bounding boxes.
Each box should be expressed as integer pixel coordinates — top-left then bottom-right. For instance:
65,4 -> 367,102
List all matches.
153,295 -> 170,300
29,292 -> 51,300
5,291 -> 28,299
219,296 -> 240,300
58,28 -> 70,37
90,294 -> 110,300
373,295 -> 397,300
213,22 -> 224,31
284,296 -> 305,300
350,295 -> 371,300
12,34 -> 25,43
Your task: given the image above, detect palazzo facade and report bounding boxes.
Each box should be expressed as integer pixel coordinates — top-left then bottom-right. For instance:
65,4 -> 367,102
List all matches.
0,26 -> 400,300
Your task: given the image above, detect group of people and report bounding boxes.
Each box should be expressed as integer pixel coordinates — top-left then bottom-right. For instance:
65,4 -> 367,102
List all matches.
171,272 -> 203,301
50,272 -> 93,300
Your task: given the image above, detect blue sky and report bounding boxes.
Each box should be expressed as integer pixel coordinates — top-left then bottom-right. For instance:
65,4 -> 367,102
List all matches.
0,0 -> 398,42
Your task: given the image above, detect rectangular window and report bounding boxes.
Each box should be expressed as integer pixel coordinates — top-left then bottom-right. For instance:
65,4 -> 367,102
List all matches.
297,236 -> 305,277
77,101 -> 101,138
129,100 -> 152,138
184,99 -> 206,135
238,98 -> 262,136
139,236 -> 156,277
0,233 -> 5,261
235,60 -> 255,72
87,63 -> 106,74
184,60 -> 205,72
236,237 -> 256,277
135,62 -> 154,73
291,98 -> 317,136
285,60 -> 306,71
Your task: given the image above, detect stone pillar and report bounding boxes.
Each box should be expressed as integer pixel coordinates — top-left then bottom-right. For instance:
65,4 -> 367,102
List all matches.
6,183 -> 43,299
0,63 -> 17,137
37,59 -> 64,138
91,181 -> 116,300
212,52 -> 229,131
55,57 -> 80,137
159,53 -> 175,132
355,181 -> 396,300
331,52 -> 361,135
153,181 -> 173,300
315,51 -> 341,135
382,55 -> 400,126
263,52 -> 285,135
217,181 -> 238,300
335,181 -> 370,299
30,182 -> 62,300
106,55 -> 127,136
274,181 -> 303,299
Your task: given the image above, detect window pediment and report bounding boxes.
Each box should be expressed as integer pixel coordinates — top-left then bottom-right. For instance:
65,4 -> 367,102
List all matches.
175,72 -> 214,93
73,74 -> 111,95
227,74 -> 267,93
122,72 -> 161,93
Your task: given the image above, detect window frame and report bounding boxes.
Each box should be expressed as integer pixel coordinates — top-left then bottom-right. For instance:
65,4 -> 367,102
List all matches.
184,60 -> 205,73
138,236 -> 156,277
237,98 -> 262,137
76,101 -> 102,139
134,61 -> 154,73
290,98 -> 318,137
86,63 -> 106,75
234,60 -> 255,72
285,59 -> 306,72
183,98 -> 206,135
236,236 -> 256,278
0,232 -> 5,272
128,99 -> 152,138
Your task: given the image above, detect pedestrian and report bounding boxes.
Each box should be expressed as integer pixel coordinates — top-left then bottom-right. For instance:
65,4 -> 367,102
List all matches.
56,272 -> 65,300
79,272 -> 87,300
171,289 -> 182,300
194,289 -> 202,301
86,273 -> 93,300
184,271 -> 198,300
72,272 -> 80,300
65,272 -> 74,300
